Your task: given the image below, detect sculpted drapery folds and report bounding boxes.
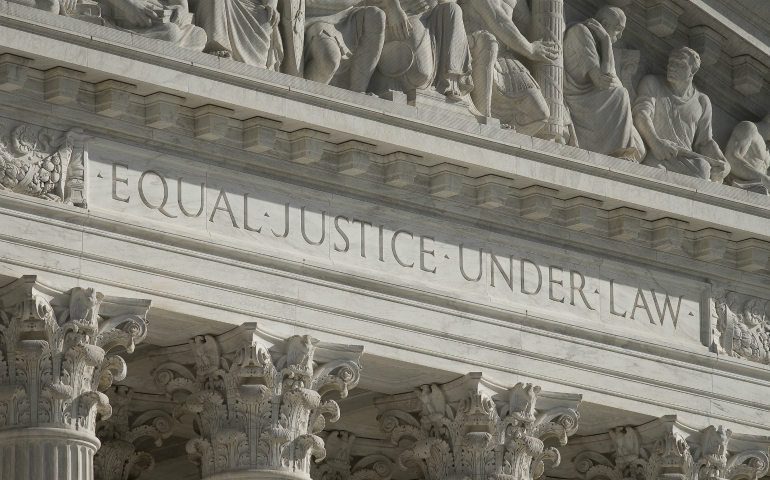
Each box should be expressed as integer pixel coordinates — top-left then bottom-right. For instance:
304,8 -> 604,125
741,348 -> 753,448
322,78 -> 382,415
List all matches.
374,374 -> 581,480
194,0 -> 284,69
150,323 -> 363,479
573,417 -> 770,480
458,0 -> 556,135
632,47 -> 730,182
563,7 -> 645,161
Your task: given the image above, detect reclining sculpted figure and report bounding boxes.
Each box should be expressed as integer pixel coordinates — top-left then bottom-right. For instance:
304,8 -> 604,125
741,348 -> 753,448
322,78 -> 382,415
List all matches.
563,6 -> 644,160
632,47 -> 730,182
10,0 -> 207,51
457,0 -> 556,135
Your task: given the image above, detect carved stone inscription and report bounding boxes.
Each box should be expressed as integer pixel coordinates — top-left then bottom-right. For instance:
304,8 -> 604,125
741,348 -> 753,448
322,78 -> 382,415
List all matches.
88,140 -> 706,348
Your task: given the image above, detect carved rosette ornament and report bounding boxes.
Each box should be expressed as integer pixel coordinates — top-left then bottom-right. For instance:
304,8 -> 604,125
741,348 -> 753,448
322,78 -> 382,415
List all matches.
711,290 -> 770,364
0,275 -> 151,480
374,373 -> 581,480
94,386 -> 175,480
0,122 -> 86,207
573,416 -> 770,480
150,323 -> 363,480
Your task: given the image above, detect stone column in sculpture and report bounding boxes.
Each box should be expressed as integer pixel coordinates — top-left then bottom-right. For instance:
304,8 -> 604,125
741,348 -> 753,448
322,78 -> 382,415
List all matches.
149,323 -> 364,480
530,0 -> 565,142
0,275 -> 151,480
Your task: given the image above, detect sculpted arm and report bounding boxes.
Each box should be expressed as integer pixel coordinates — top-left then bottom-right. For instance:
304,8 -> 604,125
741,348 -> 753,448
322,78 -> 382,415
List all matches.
693,97 -> 728,164
633,76 -> 678,161
470,0 -> 558,61
307,0 -> 364,11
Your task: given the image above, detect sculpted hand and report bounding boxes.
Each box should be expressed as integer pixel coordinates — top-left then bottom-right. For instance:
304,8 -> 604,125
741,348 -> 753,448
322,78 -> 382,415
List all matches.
651,138 -> 680,161
112,0 -> 160,27
381,0 -> 411,41
585,18 -> 611,43
526,40 -> 559,62
257,4 -> 279,25
402,0 -> 429,12
594,73 -> 616,90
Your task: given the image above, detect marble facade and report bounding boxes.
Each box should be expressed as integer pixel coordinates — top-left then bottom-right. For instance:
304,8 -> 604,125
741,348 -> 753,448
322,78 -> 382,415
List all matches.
1,0 -> 770,479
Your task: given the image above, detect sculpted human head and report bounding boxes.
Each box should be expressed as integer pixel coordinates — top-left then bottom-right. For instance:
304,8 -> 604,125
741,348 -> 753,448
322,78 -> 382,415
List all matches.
596,6 -> 626,43
667,47 -> 700,84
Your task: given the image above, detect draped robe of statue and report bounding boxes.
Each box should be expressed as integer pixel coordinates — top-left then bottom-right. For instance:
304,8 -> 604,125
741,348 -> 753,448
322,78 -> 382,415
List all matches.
633,75 -> 724,179
194,0 -> 283,69
369,0 -> 473,98
563,22 -> 644,160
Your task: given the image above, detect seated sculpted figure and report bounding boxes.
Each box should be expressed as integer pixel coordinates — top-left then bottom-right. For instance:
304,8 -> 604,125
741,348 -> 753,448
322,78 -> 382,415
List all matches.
725,115 -> 770,194
563,7 -> 644,161
366,0 -> 473,100
457,0 -> 555,135
194,0 -> 283,68
304,0 -> 395,92
632,47 -> 730,182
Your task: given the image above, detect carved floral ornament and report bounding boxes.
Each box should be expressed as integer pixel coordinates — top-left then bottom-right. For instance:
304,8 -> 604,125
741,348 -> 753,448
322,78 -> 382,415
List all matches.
0,275 -> 150,434
372,374 -> 581,480
148,323 -> 364,480
0,122 -> 86,207
572,416 -> 770,480
711,289 -> 770,365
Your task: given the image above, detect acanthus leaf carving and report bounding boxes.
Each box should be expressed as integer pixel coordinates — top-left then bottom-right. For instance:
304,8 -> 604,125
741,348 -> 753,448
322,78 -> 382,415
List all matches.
0,122 -> 86,207
374,375 -> 581,480
0,275 -> 151,433
573,418 -> 769,480
149,323 -> 363,480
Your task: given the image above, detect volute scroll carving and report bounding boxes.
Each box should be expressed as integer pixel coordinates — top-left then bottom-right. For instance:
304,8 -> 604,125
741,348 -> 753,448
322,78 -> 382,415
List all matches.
310,430 -> 397,480
0,274 -> 151,480
374,374 -> 581,480
94,386 -> 176,480
149,323 -> 364,480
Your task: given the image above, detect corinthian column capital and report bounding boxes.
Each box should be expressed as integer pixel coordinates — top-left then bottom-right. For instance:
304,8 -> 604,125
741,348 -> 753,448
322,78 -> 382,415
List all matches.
374,372 -> 582,480
0,275 -> 151,480
149,323 -> 364,480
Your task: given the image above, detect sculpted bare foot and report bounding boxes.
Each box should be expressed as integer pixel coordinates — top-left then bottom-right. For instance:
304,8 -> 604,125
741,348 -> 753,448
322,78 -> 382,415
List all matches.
209,50 -> 232,58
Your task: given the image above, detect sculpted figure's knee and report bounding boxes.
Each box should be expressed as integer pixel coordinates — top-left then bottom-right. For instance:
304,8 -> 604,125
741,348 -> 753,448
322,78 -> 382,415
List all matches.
305,37 -> 344,86
304,2 -> 386,93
